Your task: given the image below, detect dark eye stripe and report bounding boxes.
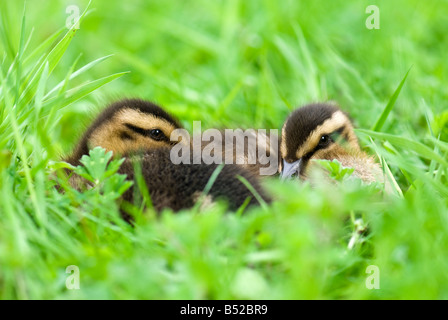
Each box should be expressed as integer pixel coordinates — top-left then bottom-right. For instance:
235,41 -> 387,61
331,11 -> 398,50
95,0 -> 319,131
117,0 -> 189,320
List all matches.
125,123 -> 148,136
120,131 -> 134,141
125,123 -> 168,141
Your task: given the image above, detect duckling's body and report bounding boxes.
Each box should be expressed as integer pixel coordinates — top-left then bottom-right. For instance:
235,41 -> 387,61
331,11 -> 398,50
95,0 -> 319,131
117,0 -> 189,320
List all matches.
64,99 -> 270,219
280,103 -> 383,184
119,147 -> 267,213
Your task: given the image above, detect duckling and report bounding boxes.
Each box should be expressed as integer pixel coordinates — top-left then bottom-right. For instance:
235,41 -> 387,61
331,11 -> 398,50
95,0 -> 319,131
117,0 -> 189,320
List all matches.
279,102 -> 383,184
64,99 -> 270,219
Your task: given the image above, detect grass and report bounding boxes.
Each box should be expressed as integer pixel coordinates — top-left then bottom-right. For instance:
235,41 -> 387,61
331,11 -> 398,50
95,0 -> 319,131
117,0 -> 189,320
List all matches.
0,0 -> 447,299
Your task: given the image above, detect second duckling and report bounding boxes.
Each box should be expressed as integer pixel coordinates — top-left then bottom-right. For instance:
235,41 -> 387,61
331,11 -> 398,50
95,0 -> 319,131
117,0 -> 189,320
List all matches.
280,102 -> 384,184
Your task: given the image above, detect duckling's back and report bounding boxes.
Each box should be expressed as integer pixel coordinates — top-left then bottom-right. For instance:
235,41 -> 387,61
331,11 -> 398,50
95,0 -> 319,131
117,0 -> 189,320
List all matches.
119,148 -> 270,218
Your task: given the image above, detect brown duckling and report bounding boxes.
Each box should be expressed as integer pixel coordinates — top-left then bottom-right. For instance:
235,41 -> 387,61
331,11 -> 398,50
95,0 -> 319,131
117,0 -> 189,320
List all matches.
279,102 -> 384,184
64,99 -> 270,219
119,148 -> 268,215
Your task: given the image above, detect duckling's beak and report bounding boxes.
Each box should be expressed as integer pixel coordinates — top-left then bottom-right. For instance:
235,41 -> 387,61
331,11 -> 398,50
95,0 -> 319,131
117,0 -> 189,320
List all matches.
281,159 -> 302,180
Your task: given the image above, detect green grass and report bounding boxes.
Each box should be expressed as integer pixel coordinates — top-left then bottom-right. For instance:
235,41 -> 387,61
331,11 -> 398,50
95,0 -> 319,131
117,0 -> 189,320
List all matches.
1,0 -> 447,299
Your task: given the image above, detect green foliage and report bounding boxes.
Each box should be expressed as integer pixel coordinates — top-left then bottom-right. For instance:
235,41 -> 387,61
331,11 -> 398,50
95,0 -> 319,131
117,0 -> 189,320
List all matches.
76,147 -> 122,182
371,68 -> 411,132
313,159 -> 355,182
0,0 -> 447,300
73,146 -> 133,198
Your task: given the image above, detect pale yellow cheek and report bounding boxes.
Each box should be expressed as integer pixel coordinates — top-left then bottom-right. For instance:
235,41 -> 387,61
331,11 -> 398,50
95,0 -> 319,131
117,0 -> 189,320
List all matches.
112,136 -> 173,155
280,125 -> 287,158
280,142 -> 287,159
311,144 -> 349,161
88,134 -> 131,156
140,138 -> 173,150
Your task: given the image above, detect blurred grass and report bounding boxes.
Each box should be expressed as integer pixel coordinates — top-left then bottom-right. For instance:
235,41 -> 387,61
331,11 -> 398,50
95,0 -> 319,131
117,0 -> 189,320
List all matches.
0,0 -> 447,299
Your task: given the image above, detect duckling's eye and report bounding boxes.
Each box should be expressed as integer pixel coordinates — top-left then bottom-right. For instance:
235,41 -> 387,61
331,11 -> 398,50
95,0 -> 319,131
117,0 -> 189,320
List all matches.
148,129 -> 165,141
125,123 -> 167,141
318,135 -> 331,147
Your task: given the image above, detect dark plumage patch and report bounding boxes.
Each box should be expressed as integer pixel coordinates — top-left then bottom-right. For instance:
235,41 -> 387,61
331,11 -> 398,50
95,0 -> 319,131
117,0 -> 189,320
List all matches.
124,123 -> 149,136
120,131 -> 134,141
119,147 -> 271,221
283,103 -> 340,161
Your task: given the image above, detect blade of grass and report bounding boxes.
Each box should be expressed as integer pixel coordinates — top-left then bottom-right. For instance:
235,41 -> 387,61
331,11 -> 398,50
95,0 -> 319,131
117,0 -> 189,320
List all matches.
368,137 -> 403,197
14,3 -> 27,105
371,67 -> 411,131
42,71 -> 129,112
357,129 -> 448,168
193,164 -> 225,212
293,23 -> 320,100
237,175 -> 268,210
0,8 -> 16,60
18,2 -> 91,107
0,67 -> 45,227
22,27 -> 65,67
44,54 -> 114,99
132,159 -> 153,214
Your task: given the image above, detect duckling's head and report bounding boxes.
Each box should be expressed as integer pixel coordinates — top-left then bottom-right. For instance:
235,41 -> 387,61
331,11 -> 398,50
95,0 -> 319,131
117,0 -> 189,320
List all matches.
280,103 -> 360,179
68,99 -> 182,164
